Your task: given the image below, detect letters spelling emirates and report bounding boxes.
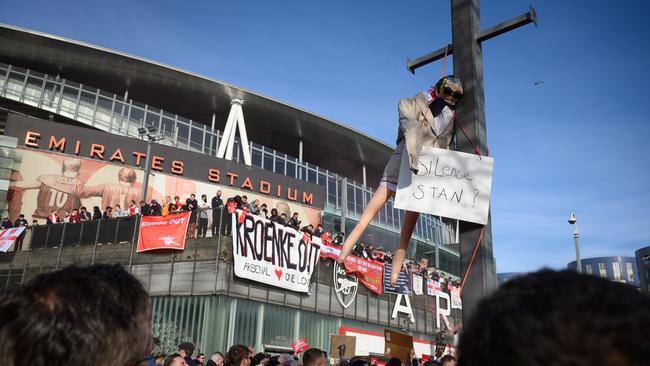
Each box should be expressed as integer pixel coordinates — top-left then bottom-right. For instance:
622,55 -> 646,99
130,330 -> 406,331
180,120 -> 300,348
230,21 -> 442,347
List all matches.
394,147 -> 494,225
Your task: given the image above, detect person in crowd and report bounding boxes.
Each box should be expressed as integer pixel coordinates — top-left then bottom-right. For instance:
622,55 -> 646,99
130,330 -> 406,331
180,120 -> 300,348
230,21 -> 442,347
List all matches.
269,208 -> 281,224
249,199 -> 260,216
0,264 -> 152,366
113,204 -> 127,218
302,348 -> 326,366
128,200 -> 140,216
289,212 -> 301,230
353,242 -> 366,257
241,195 -> 249,209
226,345 -> 251,366
332,232 -> 345,245
320,231 -> 332,245
79,206 -> 92,221
257,203 -> 268,219
46,209 -> 59,225
162,196 -> 173,216
206,352 -> 224,366
211,190 -> 224,237
252,353 -> 270,366
154,353 -> 166,365
195,353 -> 206,366
277,354 -> 292,366
150,199 -> 163,216
172,196 -> 184,213
164,353 -> 187,366
185,196 -> 198,240
197,194 -> 209,237
13,214 -> 28,250
92,206 -> 102,220
301,224 -> 314,235
457,270 -> 650,366
313,224 -> 323,237
439,355 -> 455,366
62,210 -> 71,223
387,358 -> 402,366
102,206 -> 113,220
178,342 -> 198,366
140,200 -> 152,216
70,208 -> 81,223
348,359 -> 369,366
280,213 -> 288,226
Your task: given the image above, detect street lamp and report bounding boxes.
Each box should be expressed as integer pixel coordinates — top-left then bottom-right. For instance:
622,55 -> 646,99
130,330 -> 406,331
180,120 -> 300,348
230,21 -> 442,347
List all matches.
568,212 -> 582,273
138,127 -> 165,202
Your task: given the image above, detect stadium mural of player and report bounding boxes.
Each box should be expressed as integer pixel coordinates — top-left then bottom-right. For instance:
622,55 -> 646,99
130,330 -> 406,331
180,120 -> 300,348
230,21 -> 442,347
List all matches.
7,149 -> 321,227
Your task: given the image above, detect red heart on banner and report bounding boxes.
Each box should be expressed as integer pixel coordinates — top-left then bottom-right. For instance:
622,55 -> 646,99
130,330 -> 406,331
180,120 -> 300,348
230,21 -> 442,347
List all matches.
274,268 -> 283,281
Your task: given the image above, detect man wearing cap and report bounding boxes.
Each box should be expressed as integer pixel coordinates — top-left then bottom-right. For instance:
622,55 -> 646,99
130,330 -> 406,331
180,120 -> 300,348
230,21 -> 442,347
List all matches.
179,342 -> 199,366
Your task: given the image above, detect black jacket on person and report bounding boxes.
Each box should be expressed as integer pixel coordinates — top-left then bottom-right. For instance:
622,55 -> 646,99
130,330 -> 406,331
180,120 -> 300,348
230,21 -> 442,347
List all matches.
140,204 -> 152,216
14,218 -> 28,228
184,356 -> 198,366
150,202 -> 162,216
211,196 -> 223,208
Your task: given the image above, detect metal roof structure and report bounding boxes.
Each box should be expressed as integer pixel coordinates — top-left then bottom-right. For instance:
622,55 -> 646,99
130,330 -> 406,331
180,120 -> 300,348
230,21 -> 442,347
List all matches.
0,23 -> 393,185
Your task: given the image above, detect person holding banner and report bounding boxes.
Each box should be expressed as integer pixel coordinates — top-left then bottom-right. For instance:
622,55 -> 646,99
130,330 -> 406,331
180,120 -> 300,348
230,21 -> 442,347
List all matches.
337,75 -> 464,285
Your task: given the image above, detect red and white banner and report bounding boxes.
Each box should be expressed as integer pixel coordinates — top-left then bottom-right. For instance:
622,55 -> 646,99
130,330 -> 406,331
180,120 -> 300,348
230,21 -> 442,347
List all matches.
291,338 -> 310,354
0,227 -> 26,252
427,279 -> 443,296
137,212 -> 191,252
319,243 -> 384,295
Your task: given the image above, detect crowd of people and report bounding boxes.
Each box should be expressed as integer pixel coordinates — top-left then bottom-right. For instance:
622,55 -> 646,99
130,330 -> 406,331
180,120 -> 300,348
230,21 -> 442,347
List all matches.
0,263 -> 648,366
150,340 -> 456,366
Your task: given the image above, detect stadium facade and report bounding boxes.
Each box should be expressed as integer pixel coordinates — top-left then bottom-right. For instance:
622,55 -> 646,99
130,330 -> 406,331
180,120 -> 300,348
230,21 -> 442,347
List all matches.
567,256 -> 639,288
0,24 -> 461,357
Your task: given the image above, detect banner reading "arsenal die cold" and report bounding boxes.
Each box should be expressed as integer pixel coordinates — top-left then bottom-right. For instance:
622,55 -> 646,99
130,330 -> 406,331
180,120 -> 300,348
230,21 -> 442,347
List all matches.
232,211 -> 321,293
137,212 -> 191,252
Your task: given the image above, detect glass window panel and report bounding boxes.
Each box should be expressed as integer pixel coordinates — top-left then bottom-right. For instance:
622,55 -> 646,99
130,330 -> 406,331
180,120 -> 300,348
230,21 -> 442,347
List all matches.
111,101 -> 129,134
626,262 -> 634,282
23,77 -> 43,106
77,91 -> 96,124
263,152 -> 273,172
612,262 -> 621,281
262,304 -> 295,347
598,263 -> 607,278
274,156 -> 285,175
4,71 -> 26,100
585,263 -> 593,275
0,67 -> 7,92
94,96 -> 113,129
232,300 -> 258,346
40,80 -> 61,112
161,117 -> 176,141
252,147 -> 262,168
59,86 -> 79,119
286,160 -> 296,178
176,122 -> 189,148
347,185 -> 355,213
145,110 -> 161,129
190,125 -> 204,152
129,105 -> 145,127
318,172 -> 326,186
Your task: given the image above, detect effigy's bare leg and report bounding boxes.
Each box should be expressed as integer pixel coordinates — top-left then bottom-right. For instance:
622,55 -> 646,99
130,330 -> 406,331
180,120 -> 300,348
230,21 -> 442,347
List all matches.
336,185 -> 394,263
390,210 -> 419,286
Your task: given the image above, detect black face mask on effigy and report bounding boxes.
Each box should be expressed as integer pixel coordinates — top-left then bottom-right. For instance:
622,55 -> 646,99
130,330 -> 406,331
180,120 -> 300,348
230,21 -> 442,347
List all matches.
429,96 -> 455,117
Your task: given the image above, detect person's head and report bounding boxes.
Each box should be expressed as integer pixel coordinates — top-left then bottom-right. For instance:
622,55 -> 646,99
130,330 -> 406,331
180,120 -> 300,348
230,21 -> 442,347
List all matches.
61,159 -> 81,178
118,167 -> 137,185
0,264 -> 151,366
18,214 -> 24,219
93,206 -> 100,212
439,355 -> 455,366
164,353 -> 187,366
280,213 -> 287,221
226,344 -> 251,366
242,195 -> 248,203
80,207 -> 86,212
211,352 -> 224,366
252,352 -> 270,366
458,270 -> 650,366
201,194 -> 207,201
270,208 -> 278,217
261,203 -> 267,210
216,190 -> 222,198
316,224 -> 322,230
64,211 -> 70,217
252,199 -> 259,207
387,358 -> 402,366
141,200 -> 147,206
178,342 -> 195,358
348,360 -> 369,366
174,196 -> 180,202
190,194 -> 196,200
277,354 -> 292,366
197,353 -> 206,364
432,75 -> 464,106
32,219 -> 38,225
114,204 -> 121,210
72,209 -> 78,215
302,348 -> 326,366
292,212 -> 299,218
130,200 -> 136,206
51,209 -> 57,215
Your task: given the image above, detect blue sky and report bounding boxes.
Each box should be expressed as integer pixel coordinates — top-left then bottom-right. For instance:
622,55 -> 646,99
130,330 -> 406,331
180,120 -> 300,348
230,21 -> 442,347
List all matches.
3,0 -> 649,273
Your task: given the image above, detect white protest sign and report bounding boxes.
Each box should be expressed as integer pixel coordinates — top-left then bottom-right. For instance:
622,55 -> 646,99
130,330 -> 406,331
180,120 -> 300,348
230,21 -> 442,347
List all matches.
232,211 -> 321,293
394,146 -> 494,225
0,227 -> 25,252
412,274 -> 423,295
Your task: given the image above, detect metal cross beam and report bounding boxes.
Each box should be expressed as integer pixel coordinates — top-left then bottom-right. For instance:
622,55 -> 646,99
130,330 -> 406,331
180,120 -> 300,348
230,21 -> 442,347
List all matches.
406,6 -> 536,74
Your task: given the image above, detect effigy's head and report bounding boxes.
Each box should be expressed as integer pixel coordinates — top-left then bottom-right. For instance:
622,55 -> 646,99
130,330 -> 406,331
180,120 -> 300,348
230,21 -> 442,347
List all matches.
431,75 -> 464,106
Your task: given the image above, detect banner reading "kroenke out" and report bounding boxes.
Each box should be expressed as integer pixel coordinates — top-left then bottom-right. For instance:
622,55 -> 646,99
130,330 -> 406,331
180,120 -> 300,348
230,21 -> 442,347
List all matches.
232,210 -> 321,293
137,212 -> 190,252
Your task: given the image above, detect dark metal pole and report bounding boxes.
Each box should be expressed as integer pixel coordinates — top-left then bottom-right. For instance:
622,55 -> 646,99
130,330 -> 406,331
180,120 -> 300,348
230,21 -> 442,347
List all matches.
141,137 -> 152,202
451,0 -> 498,322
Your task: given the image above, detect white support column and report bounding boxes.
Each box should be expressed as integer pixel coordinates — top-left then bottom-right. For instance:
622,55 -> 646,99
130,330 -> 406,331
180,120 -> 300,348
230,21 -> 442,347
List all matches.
255,304 -> 265,352
293,311 -> 300,344
227,299 -> 237,348
216,99 -> 251,166
299,139 -> 303,162
362,164 -> 367,187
